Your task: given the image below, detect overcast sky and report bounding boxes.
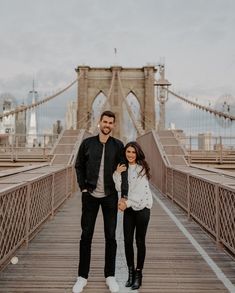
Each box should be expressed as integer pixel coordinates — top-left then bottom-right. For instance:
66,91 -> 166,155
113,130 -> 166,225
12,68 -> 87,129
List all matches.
0,0 -> 235,118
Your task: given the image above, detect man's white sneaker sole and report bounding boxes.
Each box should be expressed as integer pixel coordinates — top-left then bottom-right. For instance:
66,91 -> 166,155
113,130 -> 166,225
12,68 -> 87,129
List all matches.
106,276 -> 119,292
72,277 -> 87,293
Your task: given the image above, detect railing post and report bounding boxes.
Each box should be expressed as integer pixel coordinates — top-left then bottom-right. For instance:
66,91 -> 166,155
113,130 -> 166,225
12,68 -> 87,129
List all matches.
43,135 -> 46,159
189,136 -> 192,164
165,167 -> 168,196
25,183 -> 31,247
215,183 -> 220,248
71,167 -> 74,195
10,134 -> 14,162
215,136 -> 218,162
72,167 -> 78,194
171,169 -> 174,202
66,167 -> 69,197
219,136 -> 223,164
15,135 -> 18,160
187,174 -> 190,219
161,159 -> 163,193
51,174 -> 55,218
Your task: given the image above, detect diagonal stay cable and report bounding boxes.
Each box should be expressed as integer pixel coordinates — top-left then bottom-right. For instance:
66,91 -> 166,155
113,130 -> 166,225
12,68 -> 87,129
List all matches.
117,72 -> 145,136
89,71 -> 116,133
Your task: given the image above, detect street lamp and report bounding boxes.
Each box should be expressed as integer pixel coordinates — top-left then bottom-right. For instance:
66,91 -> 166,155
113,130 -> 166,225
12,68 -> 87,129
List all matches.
155,64 -> 171,130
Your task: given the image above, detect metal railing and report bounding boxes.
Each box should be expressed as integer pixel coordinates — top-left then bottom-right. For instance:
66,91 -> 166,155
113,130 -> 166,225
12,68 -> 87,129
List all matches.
0,129 -> 86,271
0,134 -> 59,162
180,135 -> 235,164
0,166 -> 73,270
138,131 -> 235,256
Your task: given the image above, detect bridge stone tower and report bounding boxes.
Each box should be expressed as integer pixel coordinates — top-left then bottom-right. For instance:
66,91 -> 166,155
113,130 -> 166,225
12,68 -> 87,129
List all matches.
75,66 -> 157,138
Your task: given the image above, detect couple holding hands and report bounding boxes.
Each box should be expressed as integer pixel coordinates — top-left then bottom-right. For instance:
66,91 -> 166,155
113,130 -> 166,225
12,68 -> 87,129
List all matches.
73,111 -> 153,293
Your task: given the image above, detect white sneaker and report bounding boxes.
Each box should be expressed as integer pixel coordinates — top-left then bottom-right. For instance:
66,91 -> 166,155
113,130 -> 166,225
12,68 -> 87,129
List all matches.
72,276 -> 87,293
106,276 -> 119,293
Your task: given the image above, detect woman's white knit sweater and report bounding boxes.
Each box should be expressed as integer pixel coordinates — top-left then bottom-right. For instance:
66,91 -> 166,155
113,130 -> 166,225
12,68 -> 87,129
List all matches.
113,164 -> 153,211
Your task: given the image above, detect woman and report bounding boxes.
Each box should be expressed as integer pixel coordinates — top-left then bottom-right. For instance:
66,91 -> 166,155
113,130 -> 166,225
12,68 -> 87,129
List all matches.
113,141 -> 153,290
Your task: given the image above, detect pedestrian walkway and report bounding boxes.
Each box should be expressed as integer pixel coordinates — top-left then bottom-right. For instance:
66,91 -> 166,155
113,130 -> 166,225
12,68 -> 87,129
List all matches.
0,189 -> 234,293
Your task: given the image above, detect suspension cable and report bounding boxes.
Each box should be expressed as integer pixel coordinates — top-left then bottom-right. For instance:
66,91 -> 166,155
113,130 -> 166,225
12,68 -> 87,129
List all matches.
0,73 -> 82,119
166,88 -> 235,121
70,111 -> 91,129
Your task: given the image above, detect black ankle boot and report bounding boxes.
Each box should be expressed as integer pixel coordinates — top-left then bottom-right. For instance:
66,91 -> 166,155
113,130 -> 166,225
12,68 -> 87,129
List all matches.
125,266 -> 135,287
131,269 -> 142,290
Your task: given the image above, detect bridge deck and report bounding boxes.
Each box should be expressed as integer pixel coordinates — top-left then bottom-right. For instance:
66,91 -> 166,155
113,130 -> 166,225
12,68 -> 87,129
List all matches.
0,190 -> 234,293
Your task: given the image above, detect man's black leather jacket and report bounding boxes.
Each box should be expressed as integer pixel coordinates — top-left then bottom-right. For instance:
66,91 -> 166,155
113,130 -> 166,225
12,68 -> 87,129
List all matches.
75,135 -> 128,197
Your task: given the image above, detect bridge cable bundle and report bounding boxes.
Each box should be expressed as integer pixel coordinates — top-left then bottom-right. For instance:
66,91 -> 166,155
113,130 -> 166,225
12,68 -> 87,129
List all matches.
0,74 -> 83,120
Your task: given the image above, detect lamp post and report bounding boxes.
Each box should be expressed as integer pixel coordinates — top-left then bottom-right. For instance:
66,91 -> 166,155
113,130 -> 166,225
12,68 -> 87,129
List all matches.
155,64 -> 171,130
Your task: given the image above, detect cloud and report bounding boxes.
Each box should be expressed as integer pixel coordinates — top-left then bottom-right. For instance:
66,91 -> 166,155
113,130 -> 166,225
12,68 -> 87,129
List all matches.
0,0 -> 235,135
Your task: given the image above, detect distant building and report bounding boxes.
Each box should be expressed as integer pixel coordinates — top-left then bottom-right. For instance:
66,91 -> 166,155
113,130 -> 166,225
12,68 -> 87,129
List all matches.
0,93 -> 17,145
198,133 -> 212,151
43,128 -> 53,147
42,121 -> 63,148
65,100 -> 77,129
0,97 -> 18,147
0,98 -> 16,135
27,83 -> 39,147
15,105 -> 27,146
168,122 -> 176,130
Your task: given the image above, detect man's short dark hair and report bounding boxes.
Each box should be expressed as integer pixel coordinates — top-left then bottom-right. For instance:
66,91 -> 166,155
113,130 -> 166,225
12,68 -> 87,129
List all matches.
100,110 -> 116,122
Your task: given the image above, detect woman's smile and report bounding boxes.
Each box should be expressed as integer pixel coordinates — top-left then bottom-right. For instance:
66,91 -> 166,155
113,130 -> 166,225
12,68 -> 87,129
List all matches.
125,146 -> 137,164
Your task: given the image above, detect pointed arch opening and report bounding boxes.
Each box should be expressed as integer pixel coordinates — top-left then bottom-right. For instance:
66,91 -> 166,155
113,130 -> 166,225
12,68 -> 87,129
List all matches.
91,91 -> 110,130
122,91 -> 141,142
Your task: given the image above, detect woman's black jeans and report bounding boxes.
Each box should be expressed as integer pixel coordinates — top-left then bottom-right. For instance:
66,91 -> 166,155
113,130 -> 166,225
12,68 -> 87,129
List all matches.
123,207 -> 150,270
78,192 -> 118,279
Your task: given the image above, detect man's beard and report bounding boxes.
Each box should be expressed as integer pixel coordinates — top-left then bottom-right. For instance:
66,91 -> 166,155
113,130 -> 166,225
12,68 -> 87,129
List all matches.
100,127 -> 111,135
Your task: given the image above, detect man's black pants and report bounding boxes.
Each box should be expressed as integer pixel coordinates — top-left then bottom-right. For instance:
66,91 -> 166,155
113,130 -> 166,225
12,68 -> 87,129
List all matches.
78,192 -> 118,278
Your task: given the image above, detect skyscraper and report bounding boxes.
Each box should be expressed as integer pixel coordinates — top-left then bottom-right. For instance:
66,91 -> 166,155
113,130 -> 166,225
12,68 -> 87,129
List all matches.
15,105 -> 27,147
27,81 -> 39,147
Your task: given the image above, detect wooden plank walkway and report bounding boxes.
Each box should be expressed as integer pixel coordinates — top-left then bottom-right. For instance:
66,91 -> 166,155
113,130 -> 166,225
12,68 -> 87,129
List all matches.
0,190 -> 234,293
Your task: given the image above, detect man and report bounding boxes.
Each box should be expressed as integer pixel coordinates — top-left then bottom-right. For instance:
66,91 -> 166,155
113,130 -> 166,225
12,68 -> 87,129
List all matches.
73,111 -> 128,293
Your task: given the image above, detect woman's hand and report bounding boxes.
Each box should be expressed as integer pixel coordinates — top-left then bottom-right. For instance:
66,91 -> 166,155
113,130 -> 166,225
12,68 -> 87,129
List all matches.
118,198 -> 127,211
116,163 -> 127,174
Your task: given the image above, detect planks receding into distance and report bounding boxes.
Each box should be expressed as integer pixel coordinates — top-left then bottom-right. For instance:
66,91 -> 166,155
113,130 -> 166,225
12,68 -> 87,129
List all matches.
0,190 -> 234,293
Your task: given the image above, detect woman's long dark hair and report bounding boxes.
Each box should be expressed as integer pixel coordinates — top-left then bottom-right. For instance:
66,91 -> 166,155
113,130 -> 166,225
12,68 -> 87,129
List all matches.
124,141 -> 151,180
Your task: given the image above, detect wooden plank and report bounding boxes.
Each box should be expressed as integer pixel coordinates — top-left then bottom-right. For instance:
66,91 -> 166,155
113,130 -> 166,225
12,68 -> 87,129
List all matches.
0,190 -> 234,292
